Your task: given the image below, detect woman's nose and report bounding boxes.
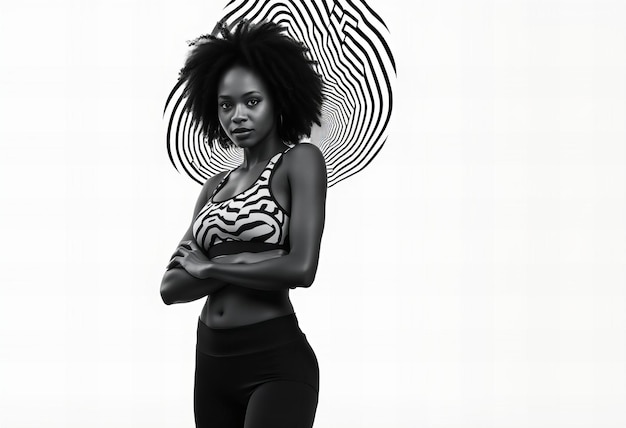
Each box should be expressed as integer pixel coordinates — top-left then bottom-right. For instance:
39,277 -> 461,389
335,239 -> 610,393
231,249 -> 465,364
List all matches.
232,104 -> 247,123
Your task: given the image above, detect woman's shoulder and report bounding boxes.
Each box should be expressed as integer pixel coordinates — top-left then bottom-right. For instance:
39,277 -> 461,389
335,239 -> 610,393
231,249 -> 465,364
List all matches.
283,143 -> 327,187
199,170 -> 230,199
203,170 -> 229,190
283,143 -> 326,170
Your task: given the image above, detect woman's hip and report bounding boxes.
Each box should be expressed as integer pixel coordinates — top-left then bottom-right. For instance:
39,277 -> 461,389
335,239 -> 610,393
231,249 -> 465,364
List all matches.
195,313 -> 319,392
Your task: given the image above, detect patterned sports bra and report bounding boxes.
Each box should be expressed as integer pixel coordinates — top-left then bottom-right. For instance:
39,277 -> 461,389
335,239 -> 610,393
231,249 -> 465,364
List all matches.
193,146 -> 292,259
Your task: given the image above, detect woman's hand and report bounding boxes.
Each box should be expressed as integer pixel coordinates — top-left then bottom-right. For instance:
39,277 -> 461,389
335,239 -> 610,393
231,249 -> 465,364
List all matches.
167,240 -> 212,279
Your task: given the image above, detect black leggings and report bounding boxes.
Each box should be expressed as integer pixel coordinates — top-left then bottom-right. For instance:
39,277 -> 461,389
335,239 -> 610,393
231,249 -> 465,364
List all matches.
194,313 -> 319,428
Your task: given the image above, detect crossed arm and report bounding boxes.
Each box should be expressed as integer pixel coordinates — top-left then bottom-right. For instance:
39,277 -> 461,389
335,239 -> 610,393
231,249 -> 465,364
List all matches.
159,248 -> 287,305
160,144 -> 327,305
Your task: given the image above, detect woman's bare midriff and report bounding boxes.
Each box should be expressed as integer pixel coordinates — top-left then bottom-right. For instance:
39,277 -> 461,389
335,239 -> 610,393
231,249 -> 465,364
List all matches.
200,249 -> 294,327
200,284 -> 295,328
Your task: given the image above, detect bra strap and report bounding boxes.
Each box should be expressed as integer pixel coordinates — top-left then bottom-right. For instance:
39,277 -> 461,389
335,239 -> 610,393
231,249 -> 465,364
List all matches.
209,170 -> 233,199
265,145 -> 294,172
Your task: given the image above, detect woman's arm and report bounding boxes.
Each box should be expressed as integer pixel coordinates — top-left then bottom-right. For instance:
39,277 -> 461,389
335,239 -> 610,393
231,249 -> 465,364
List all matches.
160,172 -> 229,305
162,249 -> 290,304
160,266 -> 227,305
169,144 -> 327,291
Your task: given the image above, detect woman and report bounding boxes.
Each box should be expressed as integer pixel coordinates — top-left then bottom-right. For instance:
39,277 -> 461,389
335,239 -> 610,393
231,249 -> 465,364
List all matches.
160,21 -> 326,428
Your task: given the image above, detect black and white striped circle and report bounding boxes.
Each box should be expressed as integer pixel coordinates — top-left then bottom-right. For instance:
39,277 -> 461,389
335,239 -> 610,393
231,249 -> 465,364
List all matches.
164,0 -> 395,187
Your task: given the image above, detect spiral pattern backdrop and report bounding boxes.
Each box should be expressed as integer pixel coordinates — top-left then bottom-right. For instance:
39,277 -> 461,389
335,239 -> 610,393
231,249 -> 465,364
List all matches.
164,0 -> 396,187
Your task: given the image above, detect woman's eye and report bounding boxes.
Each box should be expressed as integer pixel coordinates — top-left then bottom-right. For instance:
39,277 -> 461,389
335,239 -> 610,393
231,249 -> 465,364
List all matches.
247,99 -> 259,107
219,102 -> 231,110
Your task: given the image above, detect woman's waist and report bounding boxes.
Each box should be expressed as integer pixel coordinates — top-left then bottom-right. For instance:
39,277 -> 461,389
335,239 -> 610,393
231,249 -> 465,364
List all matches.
201,286 -> 294,327
196,312 -> 305,356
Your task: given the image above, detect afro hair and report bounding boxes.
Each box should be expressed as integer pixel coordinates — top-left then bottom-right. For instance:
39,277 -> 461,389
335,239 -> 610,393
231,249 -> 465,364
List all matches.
178,20 -> 324,148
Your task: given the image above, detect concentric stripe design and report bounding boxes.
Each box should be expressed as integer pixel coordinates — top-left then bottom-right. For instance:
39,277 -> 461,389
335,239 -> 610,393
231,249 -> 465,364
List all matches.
164,0 -> 396,187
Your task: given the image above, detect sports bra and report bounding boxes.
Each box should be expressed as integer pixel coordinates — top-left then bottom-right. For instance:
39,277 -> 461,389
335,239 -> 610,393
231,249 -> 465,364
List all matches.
192,146 -> 292,259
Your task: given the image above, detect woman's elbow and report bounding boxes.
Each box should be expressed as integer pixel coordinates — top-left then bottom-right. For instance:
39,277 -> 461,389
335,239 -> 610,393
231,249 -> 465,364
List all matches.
161,290 -> 175,305
297,262 -> 318,288
160,274 -> 177,305
160,285 -> 174,305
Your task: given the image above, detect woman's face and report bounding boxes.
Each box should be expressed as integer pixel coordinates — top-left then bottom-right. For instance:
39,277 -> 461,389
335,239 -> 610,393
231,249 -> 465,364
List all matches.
217,65 -> 278,149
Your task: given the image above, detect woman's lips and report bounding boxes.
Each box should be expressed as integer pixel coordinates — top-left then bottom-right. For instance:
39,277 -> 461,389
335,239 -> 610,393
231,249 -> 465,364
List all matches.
232,128 -> 253,138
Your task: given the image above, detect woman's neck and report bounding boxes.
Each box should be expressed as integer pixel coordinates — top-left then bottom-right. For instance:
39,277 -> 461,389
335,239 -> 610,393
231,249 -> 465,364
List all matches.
240,140 -> 286,170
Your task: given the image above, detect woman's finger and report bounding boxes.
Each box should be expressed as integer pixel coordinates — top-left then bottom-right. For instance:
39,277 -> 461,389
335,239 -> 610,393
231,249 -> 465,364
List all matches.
167,257 -> 181,270
170,250 -> 186,261
170,249 -> 184,259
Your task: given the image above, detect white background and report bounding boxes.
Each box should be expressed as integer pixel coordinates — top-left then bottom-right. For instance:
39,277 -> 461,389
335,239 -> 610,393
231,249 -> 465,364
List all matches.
1,0 -> 625,427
